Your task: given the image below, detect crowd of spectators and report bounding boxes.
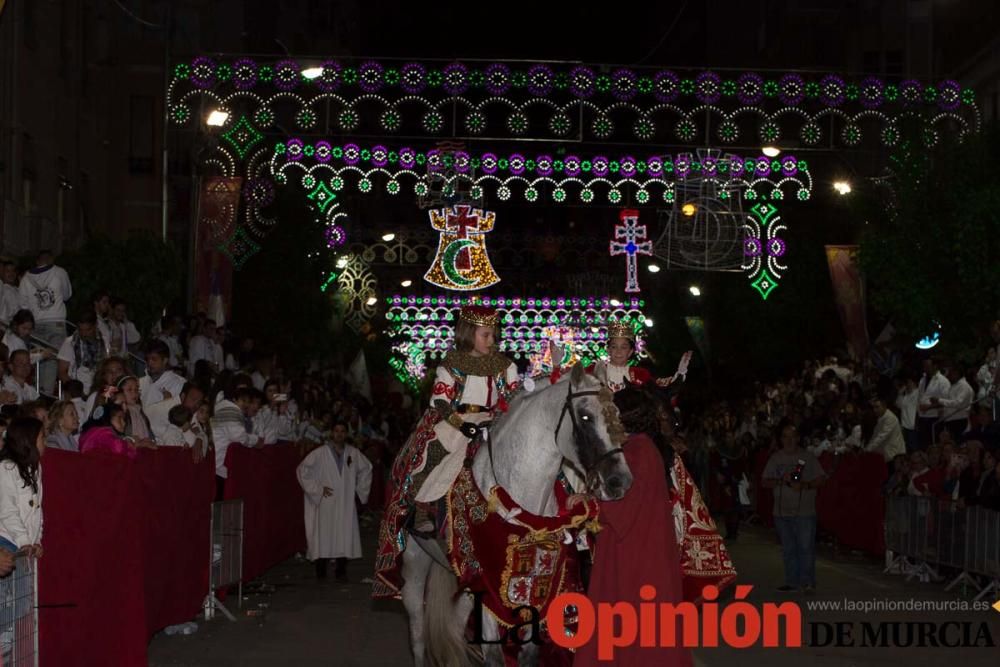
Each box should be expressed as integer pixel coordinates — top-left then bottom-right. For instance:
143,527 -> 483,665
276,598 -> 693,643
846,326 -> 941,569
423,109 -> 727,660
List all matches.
679,334 -> 1000,543
0,249 -> 417,576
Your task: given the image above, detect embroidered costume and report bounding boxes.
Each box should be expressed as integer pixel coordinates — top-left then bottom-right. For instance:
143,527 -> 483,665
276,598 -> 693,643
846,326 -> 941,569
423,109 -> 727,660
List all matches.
374,306 -> 518,599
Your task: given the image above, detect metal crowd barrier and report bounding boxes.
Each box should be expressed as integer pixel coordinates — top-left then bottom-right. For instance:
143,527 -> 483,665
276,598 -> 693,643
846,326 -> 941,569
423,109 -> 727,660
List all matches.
203,499 -> 244,622
0,554 -> 39,667
884,495 -> 1000,600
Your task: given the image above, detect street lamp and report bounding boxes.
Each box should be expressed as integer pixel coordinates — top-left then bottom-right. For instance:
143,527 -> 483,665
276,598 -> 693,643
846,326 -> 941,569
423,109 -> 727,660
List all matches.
833,181 -> 852,195
206,109 -> 229,127
762,145 -> 781,158
301,66 -> 324,80
681,202 -> 697,217
689,285 -> 702,297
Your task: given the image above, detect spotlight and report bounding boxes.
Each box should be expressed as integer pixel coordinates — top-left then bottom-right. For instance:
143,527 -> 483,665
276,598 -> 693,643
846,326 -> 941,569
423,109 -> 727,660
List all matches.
400,279 -> 412,287
681,202 -> 697,217
762,145 -> 781,158
301,66 -> 324,80
647,263 -> 661,273
206,109 -> 229,127
833,181 -> 852,195
381,233 -> 396,242
689,285 -> 702,297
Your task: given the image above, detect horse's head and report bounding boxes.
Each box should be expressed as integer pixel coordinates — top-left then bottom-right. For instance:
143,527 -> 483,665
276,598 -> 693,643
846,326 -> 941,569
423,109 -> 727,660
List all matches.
555,364 -> 633,500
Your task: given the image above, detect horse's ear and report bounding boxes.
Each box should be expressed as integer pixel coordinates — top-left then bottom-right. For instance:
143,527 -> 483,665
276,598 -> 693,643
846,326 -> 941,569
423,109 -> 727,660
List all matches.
570,362 -> 585,384
591,361 -> 607,386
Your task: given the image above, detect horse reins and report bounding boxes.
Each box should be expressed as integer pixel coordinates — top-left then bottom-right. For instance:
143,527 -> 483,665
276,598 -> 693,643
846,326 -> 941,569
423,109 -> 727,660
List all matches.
554,382 -> 625,492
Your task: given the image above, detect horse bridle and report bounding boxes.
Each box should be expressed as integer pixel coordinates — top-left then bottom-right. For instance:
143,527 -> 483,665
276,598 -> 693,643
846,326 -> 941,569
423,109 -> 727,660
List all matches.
554,381 -> 625,492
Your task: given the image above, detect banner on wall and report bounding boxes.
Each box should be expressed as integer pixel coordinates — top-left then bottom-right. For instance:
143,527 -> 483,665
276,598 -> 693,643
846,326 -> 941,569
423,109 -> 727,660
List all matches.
195,176 -> 242,324
825,245 -> 869,361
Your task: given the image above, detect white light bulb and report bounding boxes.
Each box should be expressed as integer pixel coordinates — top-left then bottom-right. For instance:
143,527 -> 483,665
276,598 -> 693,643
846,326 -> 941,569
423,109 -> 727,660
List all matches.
206,109 -> 229,127
301,67 -> 324,80
647,264 -> 661,273
382,233 -> 396,242
689,285 -> 702,296
762,145 -> 781,158
400,279 -> 412,287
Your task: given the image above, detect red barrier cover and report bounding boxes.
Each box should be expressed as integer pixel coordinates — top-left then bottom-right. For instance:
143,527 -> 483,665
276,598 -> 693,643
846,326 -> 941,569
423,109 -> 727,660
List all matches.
38,447 -> 215,667
222,443 -> 307,582
753,448 -> 887,556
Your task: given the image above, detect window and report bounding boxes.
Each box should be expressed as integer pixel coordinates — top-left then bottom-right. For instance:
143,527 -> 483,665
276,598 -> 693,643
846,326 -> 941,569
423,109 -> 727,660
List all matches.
129,96 -> 155,175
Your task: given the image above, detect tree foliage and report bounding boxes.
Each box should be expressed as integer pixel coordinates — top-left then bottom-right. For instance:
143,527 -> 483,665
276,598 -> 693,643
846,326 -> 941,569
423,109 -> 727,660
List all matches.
59,232 -> 185,332
858,123 -> 1000,360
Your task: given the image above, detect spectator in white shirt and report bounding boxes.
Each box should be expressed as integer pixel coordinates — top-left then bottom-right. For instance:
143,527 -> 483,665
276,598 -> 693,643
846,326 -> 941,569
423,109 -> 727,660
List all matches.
917,357 -> 950,449
109,298 -> 142,356
0,261 -> 25,327
932,363 -> 975,441
145,382 -> 206,444
139,339 -> 186,405
188,319 -> 224,376
250,351 -> 274,391
0,417 -> 44,557
2,309 -> 54,366
211,386 -> 262,500
254,378 -> 297,444
18,251 -> 72,395
895,373 -> 919,453
159,405 -> 208,463
3,350 -> 39,405
56,311 -> 106,394
92,291 -> 114,355
866,396 -> 906,466
157,315 -> 185,369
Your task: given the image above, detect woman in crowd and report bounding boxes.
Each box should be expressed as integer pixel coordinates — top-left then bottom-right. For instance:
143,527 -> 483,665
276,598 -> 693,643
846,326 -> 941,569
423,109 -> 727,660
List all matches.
0,417 -> 45,557
2,309 -> 53,365
45,400 -> 80,452
115,375 -> 153,442
84,356 -> 127,419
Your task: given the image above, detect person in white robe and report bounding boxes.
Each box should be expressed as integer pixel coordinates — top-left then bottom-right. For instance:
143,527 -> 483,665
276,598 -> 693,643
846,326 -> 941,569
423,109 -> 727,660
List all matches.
296,422 -> 372,581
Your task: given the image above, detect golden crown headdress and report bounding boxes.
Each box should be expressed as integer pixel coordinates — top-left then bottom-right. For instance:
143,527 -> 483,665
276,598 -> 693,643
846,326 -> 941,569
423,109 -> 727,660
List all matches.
607,321 -> 636,341
459,305 -> 499,327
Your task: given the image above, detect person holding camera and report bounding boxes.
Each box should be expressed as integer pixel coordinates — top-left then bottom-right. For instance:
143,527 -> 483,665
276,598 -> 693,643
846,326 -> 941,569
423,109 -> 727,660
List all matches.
762,419 -> 827,593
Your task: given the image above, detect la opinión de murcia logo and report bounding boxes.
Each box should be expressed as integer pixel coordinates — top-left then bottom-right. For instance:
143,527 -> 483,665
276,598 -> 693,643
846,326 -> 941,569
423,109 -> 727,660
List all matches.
469,585 -> 998,661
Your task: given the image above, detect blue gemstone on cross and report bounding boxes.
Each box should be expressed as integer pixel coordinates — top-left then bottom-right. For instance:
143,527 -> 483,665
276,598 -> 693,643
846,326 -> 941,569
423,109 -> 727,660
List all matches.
609,209 -> 652,293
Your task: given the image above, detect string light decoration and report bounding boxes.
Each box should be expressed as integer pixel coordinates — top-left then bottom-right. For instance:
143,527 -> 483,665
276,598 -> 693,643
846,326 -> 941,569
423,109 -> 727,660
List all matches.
423,205 -> 500,291
609,209 -> 652,293
527,326 -> 582,376
334,255 -> 379,332
169,58 -> 980,149
270,140 -> 814,206
742,202 -> 787,300
385,294 -> 648,382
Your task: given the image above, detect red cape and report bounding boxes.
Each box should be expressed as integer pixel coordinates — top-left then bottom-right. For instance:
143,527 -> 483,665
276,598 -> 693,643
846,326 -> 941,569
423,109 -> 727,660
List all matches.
574,434 -> 693,667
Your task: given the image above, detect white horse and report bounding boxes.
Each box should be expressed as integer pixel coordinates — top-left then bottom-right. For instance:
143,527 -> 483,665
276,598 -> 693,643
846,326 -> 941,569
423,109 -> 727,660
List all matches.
400,363 -> 633,666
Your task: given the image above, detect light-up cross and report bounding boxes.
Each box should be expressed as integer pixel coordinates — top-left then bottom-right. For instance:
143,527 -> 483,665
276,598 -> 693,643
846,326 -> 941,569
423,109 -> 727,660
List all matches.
445,204 -> 480,270
609,209 -> 652,293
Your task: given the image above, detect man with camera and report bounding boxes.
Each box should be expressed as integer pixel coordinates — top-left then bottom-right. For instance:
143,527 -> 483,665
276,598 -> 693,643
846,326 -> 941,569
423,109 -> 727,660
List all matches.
762,419 -> 827,594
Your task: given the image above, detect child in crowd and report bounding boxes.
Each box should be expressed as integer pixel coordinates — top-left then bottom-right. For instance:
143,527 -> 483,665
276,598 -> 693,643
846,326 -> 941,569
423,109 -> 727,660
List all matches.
45,401 -> 80,452
0,417 -> 45,556
79,403 -> 155,459
62,379 -> 88,427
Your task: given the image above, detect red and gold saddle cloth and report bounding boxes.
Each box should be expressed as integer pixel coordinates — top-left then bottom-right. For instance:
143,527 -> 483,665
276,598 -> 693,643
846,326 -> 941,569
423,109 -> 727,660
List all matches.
671,457 -> 737,601
373,409 -> 441,599
448,467 -> 597,666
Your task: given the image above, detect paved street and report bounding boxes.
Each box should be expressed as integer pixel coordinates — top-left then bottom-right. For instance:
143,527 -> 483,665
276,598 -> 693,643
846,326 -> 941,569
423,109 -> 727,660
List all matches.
149,521 -> 1000,666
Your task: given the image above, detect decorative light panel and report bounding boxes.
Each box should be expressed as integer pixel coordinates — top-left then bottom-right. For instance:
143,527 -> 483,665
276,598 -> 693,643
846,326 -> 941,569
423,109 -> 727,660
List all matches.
169,58 -> 979,149
385,294 -> 648,382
